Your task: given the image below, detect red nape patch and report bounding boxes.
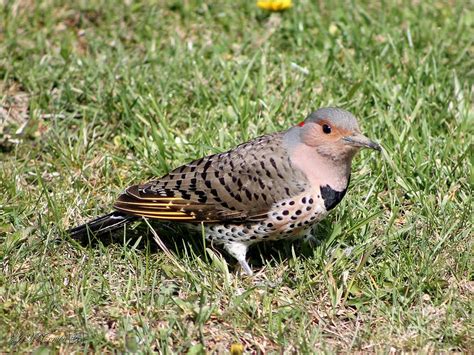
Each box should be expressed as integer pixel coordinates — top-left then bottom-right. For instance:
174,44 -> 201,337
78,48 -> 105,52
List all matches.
298,121 -> 305,127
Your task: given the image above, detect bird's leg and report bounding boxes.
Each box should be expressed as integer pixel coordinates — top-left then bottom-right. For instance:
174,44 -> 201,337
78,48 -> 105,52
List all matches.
238,259 -> 253,276
223,242 -> 253,276
302,228 -> 319,247
303,233 -> 320,247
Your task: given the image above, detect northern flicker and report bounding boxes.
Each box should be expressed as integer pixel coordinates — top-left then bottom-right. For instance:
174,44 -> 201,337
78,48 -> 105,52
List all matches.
68,107 -> 380,275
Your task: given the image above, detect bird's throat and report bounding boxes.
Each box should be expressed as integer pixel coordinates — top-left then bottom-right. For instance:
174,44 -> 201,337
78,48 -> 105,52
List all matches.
289,144 -> 352,194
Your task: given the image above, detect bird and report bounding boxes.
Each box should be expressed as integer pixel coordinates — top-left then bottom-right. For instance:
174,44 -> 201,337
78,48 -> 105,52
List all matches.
68,107 -> 381,275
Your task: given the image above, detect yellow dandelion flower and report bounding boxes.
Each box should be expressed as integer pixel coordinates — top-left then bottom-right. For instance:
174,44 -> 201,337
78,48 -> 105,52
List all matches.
257,0 -> 292,11
328,23 -> 339,35
230,343 -> 244,355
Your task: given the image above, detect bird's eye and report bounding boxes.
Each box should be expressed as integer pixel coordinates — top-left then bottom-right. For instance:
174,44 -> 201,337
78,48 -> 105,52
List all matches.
322,124 -> 332,134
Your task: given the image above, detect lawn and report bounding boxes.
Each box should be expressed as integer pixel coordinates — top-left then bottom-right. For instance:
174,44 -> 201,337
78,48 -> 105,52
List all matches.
0,0 -> 472,352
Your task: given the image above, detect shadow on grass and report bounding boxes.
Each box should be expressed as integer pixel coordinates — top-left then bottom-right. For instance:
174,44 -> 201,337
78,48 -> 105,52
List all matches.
69,219 -> 334,272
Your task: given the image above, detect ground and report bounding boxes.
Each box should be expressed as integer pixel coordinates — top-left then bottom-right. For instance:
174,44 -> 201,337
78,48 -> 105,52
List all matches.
0,0 -> 473,352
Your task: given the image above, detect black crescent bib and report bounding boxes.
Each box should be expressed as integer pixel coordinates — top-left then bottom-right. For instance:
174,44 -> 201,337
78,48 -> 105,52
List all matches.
320,175 -> 350,211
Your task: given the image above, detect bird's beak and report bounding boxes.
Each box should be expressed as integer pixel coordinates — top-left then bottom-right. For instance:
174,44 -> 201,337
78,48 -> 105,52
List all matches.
342,133 -> 381,151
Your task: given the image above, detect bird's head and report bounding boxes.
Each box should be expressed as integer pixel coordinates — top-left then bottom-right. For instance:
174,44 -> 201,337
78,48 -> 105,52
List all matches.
296,107 -> 380,161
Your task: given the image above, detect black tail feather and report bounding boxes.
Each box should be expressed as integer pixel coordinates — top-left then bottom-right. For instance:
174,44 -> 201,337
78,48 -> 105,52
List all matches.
67,211 -> 138,239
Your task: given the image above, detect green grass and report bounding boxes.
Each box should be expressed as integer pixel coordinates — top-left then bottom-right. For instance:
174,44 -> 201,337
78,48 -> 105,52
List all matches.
1,0 -> 473,352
